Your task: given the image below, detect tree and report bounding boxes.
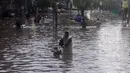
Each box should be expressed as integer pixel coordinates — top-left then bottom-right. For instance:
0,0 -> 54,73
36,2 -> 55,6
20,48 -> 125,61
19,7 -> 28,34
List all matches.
37,0 -> 51,9
73,0 -> 92,28
65,0 -> 70,9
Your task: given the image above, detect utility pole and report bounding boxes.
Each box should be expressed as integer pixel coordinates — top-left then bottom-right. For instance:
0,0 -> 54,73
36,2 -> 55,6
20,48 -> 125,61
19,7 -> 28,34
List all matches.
25,0 -> 27,13
69,1 -> 72,17
52,0 -> 58,41
25,0 -> 28,24
21,0 -> 26,25
99,1 -> 103,20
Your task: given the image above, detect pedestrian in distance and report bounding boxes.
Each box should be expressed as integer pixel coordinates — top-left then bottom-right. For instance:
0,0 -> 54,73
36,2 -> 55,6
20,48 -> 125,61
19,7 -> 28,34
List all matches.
96,18 -> 101,28
75,13 -> 83,23
121,0 -> 128,22
35,14 -> 41,23
26,12 -> 30,20
15,19 -> 22,29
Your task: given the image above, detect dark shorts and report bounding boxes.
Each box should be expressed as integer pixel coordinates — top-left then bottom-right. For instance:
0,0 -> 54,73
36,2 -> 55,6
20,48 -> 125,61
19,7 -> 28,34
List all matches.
123,8 -> 128,15
122,8 -> 128,21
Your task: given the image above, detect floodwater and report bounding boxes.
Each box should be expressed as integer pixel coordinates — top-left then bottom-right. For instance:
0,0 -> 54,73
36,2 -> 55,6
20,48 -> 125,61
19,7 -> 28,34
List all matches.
0,19 -> 130,73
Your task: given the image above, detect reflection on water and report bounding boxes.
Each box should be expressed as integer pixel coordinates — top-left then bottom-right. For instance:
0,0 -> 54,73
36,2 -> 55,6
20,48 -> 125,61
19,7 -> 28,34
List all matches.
1,20 -> 130,73
96,23 -> 123,73
30,18 -> 37,39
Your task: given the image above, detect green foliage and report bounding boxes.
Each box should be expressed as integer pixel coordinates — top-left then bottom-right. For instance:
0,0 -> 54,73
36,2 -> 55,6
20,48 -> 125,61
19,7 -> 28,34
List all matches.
73,0 -> 92,10
91,0 -> 105,9
14,0 -> 23,5
37,0 -> 52,8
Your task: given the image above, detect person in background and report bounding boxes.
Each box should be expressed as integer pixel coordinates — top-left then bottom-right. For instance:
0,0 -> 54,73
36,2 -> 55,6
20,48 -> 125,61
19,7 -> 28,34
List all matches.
121,0 -> 128,21
75,13 -> 83,23
15,18 -> 22,29
26,12 -> 30,20
96,18 -> 101,28
35,14 -> 41,23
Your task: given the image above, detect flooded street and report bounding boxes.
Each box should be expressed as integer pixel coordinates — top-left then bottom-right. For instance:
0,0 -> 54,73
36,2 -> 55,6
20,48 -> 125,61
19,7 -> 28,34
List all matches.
0,20 -> 130,73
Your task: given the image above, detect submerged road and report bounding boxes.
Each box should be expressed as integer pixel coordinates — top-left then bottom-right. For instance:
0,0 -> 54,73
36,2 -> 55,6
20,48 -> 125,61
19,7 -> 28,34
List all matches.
0,19 -> 130,73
